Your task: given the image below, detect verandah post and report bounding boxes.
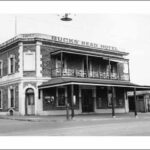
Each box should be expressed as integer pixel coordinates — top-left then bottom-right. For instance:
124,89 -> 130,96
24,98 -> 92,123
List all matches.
112,86 -> 115,118
71,84 -> 74,119
134,88 -> 138,117
86,55 -> 89,77
108,58 -> 111,79
61,51 -> 63,77
66,86 -> 69,120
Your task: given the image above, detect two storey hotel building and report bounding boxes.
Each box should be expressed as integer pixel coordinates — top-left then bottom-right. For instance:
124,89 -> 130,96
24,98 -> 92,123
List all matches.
0,33 -> 149,116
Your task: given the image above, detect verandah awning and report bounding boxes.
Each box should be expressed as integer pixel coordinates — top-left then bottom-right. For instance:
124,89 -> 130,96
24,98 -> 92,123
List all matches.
38,77 -> 150,91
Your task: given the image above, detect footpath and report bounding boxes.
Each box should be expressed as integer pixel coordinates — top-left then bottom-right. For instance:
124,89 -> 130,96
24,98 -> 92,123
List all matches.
0,112 -> 150,122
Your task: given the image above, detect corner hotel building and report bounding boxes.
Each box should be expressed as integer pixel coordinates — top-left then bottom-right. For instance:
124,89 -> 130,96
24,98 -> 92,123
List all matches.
0,33 -> 149,116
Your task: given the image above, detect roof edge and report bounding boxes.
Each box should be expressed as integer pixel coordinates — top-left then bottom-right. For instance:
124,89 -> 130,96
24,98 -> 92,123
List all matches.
0,33 -> 129,55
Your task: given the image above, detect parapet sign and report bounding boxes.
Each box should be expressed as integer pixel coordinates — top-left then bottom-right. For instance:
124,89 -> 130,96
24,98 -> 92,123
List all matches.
51,36 -> 118,51
0,34 -> 118,52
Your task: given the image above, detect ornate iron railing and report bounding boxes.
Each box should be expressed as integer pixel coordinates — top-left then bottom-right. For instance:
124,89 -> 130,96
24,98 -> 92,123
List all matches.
51,68 -> 130,81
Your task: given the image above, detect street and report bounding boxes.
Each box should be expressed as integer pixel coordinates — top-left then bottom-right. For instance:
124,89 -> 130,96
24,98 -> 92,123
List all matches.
1,113 -> 150,135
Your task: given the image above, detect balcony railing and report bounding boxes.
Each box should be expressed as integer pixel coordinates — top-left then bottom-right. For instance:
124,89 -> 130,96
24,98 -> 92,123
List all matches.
51,68 -> 129,81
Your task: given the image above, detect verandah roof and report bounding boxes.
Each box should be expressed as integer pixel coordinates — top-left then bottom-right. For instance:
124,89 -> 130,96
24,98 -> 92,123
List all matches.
38,77 -> 150,91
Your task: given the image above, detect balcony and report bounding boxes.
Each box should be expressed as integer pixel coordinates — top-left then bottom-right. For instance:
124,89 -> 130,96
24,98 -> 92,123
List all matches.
51,68 -> 129,81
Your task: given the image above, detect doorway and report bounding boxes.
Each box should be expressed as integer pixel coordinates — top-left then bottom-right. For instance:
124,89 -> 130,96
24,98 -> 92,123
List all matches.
128,96 -> 135,112
25,88 -> 35,115
81,89 -> 94,113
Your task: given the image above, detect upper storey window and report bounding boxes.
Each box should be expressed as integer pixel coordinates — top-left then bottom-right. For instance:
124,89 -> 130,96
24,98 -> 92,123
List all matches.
8,55 -> 15,74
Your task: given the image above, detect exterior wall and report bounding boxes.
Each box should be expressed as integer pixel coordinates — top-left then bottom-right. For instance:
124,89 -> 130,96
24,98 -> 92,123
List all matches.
95,108 -> 126,113
128,94 -> 150,113
39,110 -> 81,116
41,45 -> 59,77
0,44 -> 20,115
41,45 -> 53,77
0,83 -> 19,114
0,46 -> 19,76
136,94 -> 150,112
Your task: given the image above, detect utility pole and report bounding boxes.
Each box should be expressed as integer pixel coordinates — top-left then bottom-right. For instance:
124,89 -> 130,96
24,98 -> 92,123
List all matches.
15,16 -> 17,36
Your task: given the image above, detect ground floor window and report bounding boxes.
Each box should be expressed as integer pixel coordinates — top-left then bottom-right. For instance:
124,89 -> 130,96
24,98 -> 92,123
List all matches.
43,88 -> 56,110
96,87 -> 125,109
0,90 -> 2,109
10,88 -> 15,108
115,88 -> 125,108
96,87 -> 108,108
43,85 -> 80,111
57,88 -> 66,106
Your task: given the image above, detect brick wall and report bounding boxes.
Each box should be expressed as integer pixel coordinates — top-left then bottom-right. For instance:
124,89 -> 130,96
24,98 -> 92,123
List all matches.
0,46 -> 19,76
0,83 -> 19,112
40,45 -> 58,77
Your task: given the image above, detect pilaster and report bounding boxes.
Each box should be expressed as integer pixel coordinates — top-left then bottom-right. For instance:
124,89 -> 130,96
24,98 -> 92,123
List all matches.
36,41 -> 42,77
18,42 -> 23,77
18,82 -> 25,115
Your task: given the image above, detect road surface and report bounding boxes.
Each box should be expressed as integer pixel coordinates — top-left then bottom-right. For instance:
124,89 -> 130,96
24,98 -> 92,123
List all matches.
1,115 -> 150,135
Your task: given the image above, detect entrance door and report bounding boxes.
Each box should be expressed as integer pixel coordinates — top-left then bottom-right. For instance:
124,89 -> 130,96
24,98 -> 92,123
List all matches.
25,88 -> 35,115
128,97 -> 135,112
82,89 -> 94,112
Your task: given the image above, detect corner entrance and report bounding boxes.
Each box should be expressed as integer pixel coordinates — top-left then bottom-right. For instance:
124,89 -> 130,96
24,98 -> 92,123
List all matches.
25,88 -> 35,115
81,89 -> 94,113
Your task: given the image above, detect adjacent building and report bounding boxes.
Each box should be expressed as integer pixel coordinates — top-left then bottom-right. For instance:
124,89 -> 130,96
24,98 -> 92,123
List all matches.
128,91 -> 150,113
0,33 -> 149,116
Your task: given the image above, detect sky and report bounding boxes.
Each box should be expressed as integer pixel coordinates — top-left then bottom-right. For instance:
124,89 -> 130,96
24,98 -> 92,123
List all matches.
0,2 -> 150,86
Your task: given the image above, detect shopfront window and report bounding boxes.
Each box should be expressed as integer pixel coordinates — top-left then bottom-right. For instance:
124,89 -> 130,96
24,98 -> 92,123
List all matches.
58,88 -> 65,106
96,87 -> 108,108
